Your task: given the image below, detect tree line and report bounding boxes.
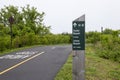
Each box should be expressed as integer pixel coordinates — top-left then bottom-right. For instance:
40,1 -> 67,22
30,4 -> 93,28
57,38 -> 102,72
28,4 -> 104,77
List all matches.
0,5 -> 71,52
1,5 -> 120,63
86,29 -> 120,62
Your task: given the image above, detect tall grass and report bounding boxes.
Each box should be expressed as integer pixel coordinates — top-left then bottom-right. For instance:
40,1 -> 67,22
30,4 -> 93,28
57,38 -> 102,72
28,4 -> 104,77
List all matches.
55,45 -> 120,80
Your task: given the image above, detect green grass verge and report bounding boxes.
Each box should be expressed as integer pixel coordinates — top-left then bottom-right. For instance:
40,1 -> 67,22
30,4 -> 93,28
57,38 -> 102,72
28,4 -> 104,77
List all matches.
55,54 -> 72,80
55,45 -> 120,80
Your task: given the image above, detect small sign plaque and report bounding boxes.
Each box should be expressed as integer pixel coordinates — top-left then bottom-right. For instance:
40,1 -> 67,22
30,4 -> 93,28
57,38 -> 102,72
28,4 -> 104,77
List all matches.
72,15 -> 85,50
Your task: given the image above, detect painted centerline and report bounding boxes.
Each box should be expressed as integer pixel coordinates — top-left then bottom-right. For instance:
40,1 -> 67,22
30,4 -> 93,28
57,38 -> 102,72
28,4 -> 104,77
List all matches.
0,52 -> 44,75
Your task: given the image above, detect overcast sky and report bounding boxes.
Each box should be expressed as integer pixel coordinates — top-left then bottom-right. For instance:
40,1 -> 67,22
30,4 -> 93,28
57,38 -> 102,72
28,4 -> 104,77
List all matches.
0,0 -> 120,33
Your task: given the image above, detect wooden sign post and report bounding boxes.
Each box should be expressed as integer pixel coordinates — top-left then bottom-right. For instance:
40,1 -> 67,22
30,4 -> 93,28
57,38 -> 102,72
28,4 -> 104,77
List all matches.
8,16 -> 14,49
72,15 -> 85,80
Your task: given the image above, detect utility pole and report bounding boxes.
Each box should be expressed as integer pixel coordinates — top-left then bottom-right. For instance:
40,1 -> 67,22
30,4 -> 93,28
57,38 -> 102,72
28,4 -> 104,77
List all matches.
72,15 -> 85,80
8,16 -> 14,49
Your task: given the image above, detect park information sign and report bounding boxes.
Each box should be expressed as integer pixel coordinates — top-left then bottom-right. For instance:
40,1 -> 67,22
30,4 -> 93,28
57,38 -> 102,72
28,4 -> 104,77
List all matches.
72,15 -> 85,80
72,15 -> 85,50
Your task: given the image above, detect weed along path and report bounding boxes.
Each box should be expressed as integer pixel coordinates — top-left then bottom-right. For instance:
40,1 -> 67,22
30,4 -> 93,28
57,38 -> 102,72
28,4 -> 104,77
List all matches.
55,45 -> 120,80
0,45 -> 71,80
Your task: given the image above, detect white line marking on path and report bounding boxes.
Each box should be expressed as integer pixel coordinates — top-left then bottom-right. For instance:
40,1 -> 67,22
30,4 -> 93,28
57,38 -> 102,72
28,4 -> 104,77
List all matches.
0,51 -> 38,59
0,52 -> 44,75
51,47 -> 56,50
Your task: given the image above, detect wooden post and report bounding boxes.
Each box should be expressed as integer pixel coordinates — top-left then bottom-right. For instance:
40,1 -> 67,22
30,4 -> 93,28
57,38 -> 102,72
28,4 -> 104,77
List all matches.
8,16 -> 14,49
73,51 -> 85,80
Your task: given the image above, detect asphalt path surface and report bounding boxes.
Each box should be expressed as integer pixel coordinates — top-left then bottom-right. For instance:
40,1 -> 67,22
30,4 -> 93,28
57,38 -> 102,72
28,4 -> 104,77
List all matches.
0,45 -> 72,80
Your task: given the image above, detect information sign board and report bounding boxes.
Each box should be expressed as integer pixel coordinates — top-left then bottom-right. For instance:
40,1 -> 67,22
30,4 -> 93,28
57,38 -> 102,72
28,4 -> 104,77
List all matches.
72,15 -> 85,50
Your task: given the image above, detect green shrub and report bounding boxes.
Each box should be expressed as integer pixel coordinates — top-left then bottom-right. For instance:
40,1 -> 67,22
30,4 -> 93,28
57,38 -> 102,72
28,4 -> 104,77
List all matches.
86,31 -> 101,44
0,37 -> 6,51
13,36 -> 21,48
4,36 -> 11,49
95,34 -> 120,62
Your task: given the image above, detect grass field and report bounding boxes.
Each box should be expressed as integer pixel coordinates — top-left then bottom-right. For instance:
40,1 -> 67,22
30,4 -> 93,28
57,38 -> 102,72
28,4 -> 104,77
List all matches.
55,45 -> 120,80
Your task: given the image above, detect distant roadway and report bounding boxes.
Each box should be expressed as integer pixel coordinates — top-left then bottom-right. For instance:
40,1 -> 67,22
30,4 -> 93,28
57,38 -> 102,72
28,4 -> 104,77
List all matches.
0,45 -> 71,80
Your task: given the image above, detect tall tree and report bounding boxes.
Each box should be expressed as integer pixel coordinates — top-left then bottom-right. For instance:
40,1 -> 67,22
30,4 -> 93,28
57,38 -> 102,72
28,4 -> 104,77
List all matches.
0,5 -> 51,36
21,5 -> 47,35
0,5 -> 19,27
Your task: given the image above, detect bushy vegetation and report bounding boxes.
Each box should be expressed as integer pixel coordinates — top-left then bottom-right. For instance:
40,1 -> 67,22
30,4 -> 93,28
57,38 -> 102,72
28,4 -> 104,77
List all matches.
0,5 -> 71,52
55,45 -> 120,80
86,29 -> 120,62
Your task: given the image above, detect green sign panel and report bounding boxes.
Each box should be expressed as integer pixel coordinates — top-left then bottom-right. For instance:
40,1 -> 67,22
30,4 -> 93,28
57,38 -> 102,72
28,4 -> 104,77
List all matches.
72,15 -> 85,50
